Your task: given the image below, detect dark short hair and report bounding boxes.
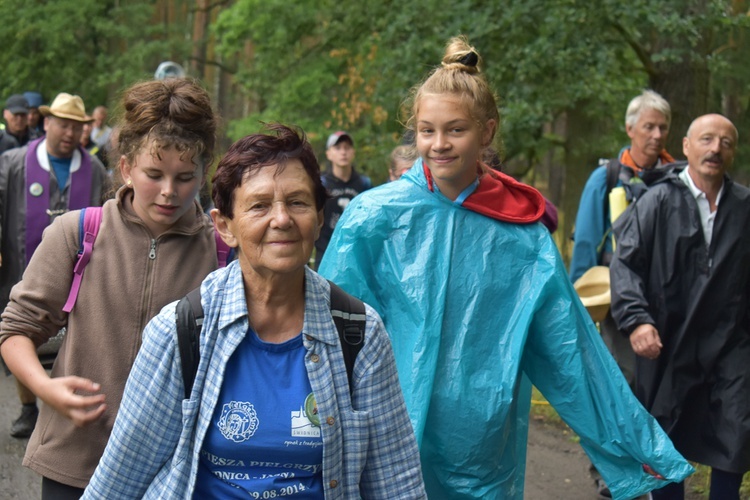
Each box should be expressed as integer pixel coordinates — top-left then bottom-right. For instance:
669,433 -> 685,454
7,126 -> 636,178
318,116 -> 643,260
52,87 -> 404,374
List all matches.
212,123 -> 327,219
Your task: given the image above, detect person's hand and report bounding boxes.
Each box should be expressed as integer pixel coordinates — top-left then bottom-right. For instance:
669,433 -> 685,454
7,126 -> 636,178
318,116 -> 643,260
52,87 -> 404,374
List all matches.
642,464 -> 665,480
630,324 -> 662,360
36,376 -> 107,427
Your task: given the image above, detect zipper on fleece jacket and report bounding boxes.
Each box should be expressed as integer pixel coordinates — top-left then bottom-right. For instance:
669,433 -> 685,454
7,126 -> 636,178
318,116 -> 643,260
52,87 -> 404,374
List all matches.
137,238 -> 158,345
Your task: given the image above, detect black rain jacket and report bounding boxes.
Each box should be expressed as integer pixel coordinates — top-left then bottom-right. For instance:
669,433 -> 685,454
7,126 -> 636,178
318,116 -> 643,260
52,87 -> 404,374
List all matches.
611,171 -> 750,473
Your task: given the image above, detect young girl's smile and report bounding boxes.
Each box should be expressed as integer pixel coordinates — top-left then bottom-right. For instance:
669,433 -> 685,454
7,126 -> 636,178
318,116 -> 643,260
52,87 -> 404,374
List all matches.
416,93 -> 494,201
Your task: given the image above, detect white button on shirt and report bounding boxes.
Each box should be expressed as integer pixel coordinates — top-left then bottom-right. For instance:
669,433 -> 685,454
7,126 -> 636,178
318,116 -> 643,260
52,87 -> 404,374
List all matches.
679,167 -> 723,247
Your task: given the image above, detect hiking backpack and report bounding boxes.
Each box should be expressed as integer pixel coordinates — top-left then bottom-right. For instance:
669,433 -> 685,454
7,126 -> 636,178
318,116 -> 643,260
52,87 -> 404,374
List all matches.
175,281 -> 366,399
597,158 -> 684,263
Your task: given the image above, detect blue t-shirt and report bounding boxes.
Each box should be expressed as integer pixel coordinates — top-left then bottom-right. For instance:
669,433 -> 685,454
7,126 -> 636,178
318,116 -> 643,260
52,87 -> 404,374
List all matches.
48,154 -> 72,190
194,328 -> 324,498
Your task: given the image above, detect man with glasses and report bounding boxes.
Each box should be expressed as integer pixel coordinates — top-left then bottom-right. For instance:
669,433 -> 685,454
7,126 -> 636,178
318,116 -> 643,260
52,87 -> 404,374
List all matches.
0,93 -> 108,438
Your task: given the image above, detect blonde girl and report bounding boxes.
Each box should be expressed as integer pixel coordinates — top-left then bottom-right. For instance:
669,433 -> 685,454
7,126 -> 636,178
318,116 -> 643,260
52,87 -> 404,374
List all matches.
319,36 -> 693,499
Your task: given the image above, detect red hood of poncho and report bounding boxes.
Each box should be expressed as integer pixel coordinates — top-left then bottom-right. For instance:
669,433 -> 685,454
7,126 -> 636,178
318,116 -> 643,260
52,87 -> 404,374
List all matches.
424,162 -> 546,224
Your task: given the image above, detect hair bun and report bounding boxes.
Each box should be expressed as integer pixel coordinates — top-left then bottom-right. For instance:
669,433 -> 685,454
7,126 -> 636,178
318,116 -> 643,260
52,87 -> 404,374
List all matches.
441,36 -> 482,73
458,51 -> 479,68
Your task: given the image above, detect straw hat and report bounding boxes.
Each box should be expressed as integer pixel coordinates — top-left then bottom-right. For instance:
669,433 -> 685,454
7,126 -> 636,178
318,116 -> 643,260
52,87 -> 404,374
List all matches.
574,266 -> 611,323
39,93 -> 93,123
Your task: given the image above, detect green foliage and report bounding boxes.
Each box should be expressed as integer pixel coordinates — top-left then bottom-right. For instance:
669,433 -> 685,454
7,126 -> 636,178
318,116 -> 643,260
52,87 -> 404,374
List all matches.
482,1 -> 643,163
0,0 -> 188,110
3,0 -> 749,190
215,0 -> 452,178
215,0 -> 750,189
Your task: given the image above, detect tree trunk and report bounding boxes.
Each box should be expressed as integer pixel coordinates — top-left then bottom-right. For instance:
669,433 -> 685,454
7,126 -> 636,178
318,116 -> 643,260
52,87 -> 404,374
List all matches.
648,1 -> 714,157
650,60 -> 710,159
191,0 -> 209,80
560,108 -> 616,265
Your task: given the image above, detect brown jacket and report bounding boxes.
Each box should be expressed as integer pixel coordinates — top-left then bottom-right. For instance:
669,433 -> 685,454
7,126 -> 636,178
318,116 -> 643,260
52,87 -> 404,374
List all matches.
0,186 -> 220,488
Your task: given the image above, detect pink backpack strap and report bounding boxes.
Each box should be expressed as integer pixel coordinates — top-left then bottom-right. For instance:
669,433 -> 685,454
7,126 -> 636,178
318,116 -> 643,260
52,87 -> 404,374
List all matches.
63,207 -> 103,313
214,230 -> 230,268
63,212 -> 226,313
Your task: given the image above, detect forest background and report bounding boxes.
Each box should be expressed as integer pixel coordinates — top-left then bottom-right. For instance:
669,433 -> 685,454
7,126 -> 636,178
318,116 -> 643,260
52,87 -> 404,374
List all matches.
1,0 -> 749,263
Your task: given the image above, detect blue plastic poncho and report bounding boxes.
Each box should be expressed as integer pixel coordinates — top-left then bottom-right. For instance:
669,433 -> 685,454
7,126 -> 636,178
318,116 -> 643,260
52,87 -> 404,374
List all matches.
319,160 -> 693,499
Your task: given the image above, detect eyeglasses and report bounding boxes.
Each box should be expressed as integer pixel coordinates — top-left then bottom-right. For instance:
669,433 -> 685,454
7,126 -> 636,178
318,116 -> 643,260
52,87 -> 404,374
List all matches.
49,117 -> 84,133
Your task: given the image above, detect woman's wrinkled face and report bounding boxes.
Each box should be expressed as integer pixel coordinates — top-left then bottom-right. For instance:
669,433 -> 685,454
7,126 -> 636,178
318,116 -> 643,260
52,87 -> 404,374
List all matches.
215,160 -> 323,279
121,142 -> 204,237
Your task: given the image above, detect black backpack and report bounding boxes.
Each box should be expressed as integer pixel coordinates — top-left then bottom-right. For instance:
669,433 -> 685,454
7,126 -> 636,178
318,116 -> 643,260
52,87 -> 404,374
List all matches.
175,281 -> 365,399
598,158 -> 683,264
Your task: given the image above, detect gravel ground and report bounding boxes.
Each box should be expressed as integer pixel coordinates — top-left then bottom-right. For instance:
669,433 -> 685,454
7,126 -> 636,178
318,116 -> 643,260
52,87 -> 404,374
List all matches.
0,373 -> 41,499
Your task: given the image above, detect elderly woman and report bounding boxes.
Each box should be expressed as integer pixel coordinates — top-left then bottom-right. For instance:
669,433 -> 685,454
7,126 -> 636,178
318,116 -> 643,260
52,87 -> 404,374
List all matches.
83,124 -> 425,499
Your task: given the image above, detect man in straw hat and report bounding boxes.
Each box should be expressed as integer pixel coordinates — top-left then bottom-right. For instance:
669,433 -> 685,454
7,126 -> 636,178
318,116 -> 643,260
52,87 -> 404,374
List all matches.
570,90 -> 677,389
570,90 -> 678,500
0,92 -> 108,438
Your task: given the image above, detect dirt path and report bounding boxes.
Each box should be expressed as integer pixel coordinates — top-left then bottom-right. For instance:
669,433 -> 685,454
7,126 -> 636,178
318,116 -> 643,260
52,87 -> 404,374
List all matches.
525,416 -> 706,500
0,373 -> 42,498
525,417 -> 600,498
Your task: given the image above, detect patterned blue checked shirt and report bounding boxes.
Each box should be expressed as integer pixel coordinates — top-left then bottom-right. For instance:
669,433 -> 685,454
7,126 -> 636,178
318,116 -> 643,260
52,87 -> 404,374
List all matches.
83,263 -> 425,499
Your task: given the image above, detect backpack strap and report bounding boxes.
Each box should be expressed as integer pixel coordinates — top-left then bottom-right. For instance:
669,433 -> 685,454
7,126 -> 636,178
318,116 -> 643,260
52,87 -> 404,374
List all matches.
214,231 -> 231,268
174,281 -> 367,399
603,158 -> 620,224
175,286 -> 203,399
63,211 -> 229,315
328,281 -> 366,396
62,207 -> 103,313
595,159 -> 624,266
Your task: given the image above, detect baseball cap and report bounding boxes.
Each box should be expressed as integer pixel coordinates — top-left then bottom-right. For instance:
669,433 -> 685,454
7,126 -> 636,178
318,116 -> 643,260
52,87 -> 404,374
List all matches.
326,131 -> 354,149
23,92 -> 44,108
5,94 -> 29,114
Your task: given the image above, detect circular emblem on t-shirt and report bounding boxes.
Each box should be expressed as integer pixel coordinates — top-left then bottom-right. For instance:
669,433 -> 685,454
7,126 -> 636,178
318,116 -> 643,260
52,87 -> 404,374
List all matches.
29,182 -> 44,197
217,401 -> 259,443
304,392 -> 320,427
